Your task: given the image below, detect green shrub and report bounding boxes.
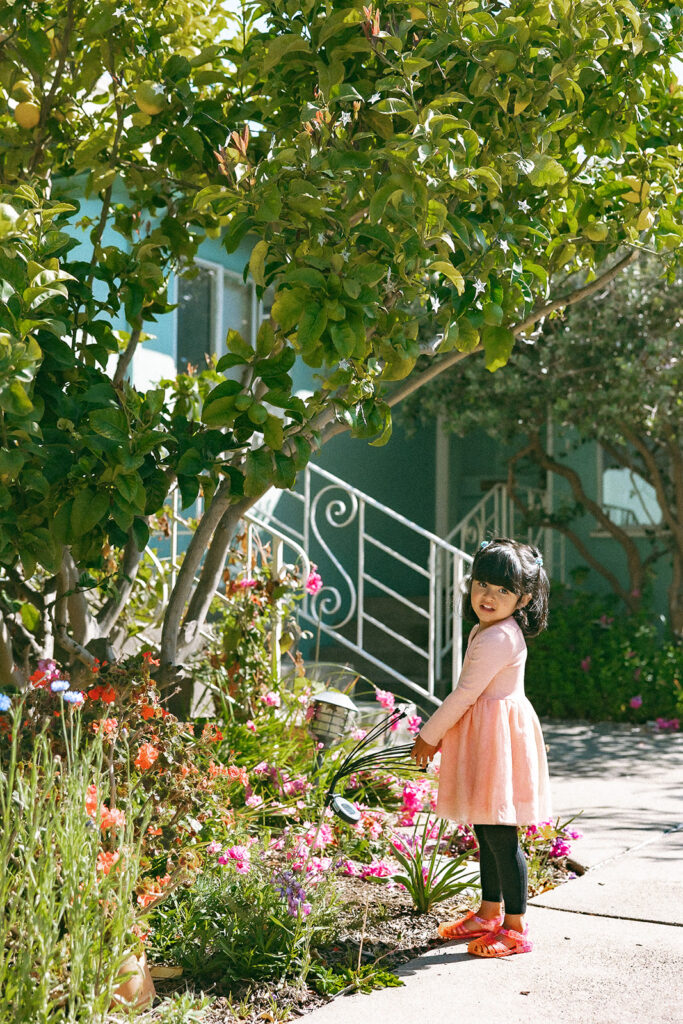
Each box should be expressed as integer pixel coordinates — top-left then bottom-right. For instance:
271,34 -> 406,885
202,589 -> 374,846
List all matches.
525,582 -> 681,722
147,839 -> 337,989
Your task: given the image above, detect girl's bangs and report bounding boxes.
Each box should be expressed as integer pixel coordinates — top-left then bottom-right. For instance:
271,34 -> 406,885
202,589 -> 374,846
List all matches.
473,547 -> 522,593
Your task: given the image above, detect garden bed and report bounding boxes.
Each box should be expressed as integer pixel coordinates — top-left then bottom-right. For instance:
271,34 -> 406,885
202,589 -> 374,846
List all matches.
152,860 -> 574,1023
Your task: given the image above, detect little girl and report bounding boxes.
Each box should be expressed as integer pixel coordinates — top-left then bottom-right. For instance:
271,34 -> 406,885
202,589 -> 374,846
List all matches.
410,537 -> 551,958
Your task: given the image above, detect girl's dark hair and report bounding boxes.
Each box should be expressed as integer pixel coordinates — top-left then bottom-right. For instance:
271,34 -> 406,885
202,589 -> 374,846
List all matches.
462,537 -> 549,638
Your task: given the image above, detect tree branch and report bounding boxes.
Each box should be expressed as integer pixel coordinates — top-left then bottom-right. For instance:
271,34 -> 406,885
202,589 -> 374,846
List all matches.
56,549 -> 97,647
619,425 -> 682,544
160,478 -> 235,672
525,431 -> 645,605
113,320 -> 143,389
97,530 -> 144,635
178,496 -> 260,661
513,249 -> 640,337
0,609 -> 26,688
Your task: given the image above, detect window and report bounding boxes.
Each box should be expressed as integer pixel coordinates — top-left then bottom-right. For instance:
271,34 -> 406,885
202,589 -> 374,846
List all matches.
599,453 -> 662,530
175,261 -> 261,372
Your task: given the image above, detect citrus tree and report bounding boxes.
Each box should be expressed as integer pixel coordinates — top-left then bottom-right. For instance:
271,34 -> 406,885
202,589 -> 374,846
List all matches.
404,254 -> 683,633
1,0 -> 683,693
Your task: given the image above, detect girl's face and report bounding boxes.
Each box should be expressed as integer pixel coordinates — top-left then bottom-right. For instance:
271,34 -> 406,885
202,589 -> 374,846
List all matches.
471,579 -> 530,629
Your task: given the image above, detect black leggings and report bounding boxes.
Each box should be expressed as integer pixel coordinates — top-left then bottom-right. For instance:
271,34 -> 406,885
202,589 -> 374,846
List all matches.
473,824 -> 527,915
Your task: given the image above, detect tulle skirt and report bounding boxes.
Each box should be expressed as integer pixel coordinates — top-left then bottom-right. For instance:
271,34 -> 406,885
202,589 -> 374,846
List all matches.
435,696 -> 552,826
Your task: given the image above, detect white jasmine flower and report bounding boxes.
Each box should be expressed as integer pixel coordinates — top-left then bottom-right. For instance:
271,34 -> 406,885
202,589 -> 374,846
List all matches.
342,249 -> 351,262
369,92 -> 381,103
500,239 -> 510,253
473,279 -> 486,296
338,359 -> 351,370
518,199 -> 530,213
430,295 -> 440,312
317,233 -> 325,245
340,111 -> 352,126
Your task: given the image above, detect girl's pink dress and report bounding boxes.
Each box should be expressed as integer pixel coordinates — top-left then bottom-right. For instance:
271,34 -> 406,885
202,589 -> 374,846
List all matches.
419,617 -> 551,826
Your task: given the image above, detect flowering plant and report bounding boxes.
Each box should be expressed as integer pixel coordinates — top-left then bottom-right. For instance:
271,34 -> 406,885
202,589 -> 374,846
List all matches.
389,817 -> 479,914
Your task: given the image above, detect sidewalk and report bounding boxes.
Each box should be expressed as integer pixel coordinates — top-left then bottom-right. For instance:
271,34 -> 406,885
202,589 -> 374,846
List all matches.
303,721 -> 683,1024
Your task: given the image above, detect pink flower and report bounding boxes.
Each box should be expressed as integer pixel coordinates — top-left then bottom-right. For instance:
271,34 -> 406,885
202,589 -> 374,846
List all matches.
261,691 -> 281,708
218,845 -> 251,873
629,695 -> 643,709
305,565 -> 323,595
236,578 -> 258,588
246,793 -> 264,808
246,719 -> 257,733
655,717 -> 680,732
337,858 -> 358,876
406,714 -> 422,736
350,727 -> 367,741
207,841 -> 223,854
360,858 -> 393,879
580,657 -> 591,672
375,688 -> 395,711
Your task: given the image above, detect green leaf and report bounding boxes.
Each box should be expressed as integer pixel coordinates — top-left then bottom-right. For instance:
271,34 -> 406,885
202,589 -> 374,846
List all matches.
89,408 -> 129,443
249,239 -> 269,287
71,488 -> 109,536
482,325 -> 515,372
20,602 -> 41,632
176,448 -> 206,475
131,517 -> 149,551
430,261 -> 465,295
244,449 -> 274,496
262,34 -> 310,73
330,323 -> 356,358
0,449 -> 25,477
263,414 -> 284,450
256,320 -> 276,357
226,329 -> 253,361
273,451 -> 296,489
526,154 -> 567,187
2,381 -> 33,416
272,288 -> 305,333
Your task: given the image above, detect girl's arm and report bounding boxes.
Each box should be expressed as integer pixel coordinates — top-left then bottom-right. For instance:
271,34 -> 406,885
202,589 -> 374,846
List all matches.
418,628 -> 515,746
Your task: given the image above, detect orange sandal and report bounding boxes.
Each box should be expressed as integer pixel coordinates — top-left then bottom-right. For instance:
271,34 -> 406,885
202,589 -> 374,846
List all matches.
437,910 -> 504,941
467,924 -> 533,957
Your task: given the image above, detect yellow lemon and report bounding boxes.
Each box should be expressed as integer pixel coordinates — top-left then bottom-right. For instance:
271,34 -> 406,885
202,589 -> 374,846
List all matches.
134,81 -> 166,116
14,101 -> 40,129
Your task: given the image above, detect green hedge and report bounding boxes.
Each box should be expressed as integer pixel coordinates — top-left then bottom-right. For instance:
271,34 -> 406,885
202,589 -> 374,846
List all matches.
525,582 -> 681,723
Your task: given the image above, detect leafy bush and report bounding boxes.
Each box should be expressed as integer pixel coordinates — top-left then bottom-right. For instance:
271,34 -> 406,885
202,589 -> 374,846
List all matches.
0,719 -> 144,1023
147,837 -> 337,988
525,581 -> 681,722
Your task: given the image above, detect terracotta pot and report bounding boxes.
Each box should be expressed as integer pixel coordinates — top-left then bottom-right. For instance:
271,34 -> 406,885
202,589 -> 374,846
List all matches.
111,950 -> 156,1009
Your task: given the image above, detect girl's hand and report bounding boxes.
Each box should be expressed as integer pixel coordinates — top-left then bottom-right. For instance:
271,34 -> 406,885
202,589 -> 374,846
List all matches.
410,735 -> 440,768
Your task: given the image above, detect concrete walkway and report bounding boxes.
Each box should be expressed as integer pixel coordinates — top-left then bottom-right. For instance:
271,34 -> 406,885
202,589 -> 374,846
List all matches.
304,721 -> 683,1024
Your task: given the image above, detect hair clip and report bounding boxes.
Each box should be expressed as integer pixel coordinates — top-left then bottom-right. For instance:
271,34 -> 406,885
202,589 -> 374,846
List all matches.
479,540 -> 490,549
534,555 -> 544,566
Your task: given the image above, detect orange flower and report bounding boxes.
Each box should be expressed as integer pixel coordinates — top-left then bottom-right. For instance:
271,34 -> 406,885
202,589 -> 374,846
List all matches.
100,685 -> 117,704
100,806 -> 126,830
134,743 -> 160,771
227,763 -> 249,786
85,784 -> 98,818
96,849 -> 120,875
92,717 -> 118,737
136,873 -> 171,908
140,704 -> 156,720
147,826 -> 163,836
208,761 -> 228,779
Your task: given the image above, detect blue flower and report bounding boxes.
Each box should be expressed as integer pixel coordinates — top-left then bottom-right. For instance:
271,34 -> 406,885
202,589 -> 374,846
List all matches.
50,679 -> 70,693
0,693 -> 11,712
62,690 -> 84,705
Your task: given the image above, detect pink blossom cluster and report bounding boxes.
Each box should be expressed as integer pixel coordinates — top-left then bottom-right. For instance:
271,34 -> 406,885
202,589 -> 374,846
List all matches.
374,688 -> 395,711
336,857 -> 393,879
261,690 -> 281,708
629,695 -> 643,709
655,717 -> 680,731
397,778 -> 437,826
218,844 -> 252,873
305,565 -> 323,595
406,714 -> 422,736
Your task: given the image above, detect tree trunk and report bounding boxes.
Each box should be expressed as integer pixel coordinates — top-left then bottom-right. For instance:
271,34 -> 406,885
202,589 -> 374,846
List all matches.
669,546 -> 683,640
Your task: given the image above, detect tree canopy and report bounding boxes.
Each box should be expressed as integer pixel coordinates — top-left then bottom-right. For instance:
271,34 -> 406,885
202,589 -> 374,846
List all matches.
1,0 -> 683,684
404,254 -> 683,632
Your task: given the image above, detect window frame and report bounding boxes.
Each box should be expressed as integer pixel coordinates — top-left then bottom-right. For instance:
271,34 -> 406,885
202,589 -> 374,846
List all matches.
173,256 -> 261,368
592,445 -> 665,537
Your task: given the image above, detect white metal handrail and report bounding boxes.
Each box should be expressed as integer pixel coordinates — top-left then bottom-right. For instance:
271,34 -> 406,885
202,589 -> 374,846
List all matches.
252,463 -> 472,706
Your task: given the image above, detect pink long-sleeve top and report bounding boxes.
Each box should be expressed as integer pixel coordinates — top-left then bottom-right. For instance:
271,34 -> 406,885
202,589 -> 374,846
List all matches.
419,619 -> 527,746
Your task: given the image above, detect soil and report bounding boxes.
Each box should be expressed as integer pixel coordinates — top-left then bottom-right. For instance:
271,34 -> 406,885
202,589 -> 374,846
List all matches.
152,861 -> 572,1023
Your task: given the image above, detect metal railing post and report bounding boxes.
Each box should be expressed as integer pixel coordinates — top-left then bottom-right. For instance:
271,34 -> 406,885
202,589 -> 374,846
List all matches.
271,535 -> 284,681
452,553 -> 464,689
357,499 -> 365,650
427,541 -> 436,696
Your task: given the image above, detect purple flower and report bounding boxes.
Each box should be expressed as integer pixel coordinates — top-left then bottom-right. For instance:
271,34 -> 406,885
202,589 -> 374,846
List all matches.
51,679 -> 70,693
629,695 -> 643,709
580,657 -> 591,672
0,693 -> 11,712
